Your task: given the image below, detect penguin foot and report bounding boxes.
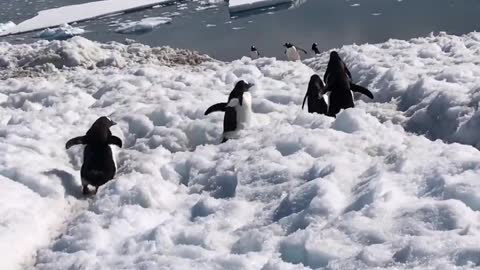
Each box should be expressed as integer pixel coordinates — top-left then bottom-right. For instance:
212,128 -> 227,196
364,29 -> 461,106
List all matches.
82,185 -> 90,195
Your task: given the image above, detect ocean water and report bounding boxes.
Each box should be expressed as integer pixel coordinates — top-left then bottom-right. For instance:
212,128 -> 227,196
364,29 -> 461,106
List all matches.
1,0 -> 479,61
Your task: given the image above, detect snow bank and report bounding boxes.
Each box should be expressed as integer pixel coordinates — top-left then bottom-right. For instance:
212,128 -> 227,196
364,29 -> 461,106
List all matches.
115,17 -> 172,34
305,31 -> 480,148
35,24 -> 85,40
0,36 -> 211,76
229,0 -> 292,13
0,0 -> 175,37
1,33 -> 480,269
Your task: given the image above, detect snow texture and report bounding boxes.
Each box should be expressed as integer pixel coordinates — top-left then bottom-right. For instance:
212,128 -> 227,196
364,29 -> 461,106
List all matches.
1,32 -> 480,270
0,0 -> 174,36
0,21 -> 16,33
114,17 -> 172,34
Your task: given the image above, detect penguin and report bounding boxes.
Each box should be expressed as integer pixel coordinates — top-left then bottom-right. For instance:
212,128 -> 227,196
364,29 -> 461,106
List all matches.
323,51 -> 374,117
302,74 -> 328,115
66,116 -> 122,195
284,42 -> 308,61
205,80 -> 254,143
312,43 -> 320,55
250,45 -> 260,59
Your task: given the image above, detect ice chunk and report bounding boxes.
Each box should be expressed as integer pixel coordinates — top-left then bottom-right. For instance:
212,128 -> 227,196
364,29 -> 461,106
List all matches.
229,0 -> 293,13
114,17 -> 172,34
35,24 -> 85,40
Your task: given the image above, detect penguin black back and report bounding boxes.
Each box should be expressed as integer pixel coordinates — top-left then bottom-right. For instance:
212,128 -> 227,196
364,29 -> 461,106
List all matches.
66,116 -> 122,195
312,43 -> 320,55
323,51 -> 374,117
302,75 -> 328,115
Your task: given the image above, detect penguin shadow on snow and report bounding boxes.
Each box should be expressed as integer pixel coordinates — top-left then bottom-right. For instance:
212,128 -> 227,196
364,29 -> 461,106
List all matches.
43,169 -> 83,199
65,116 -> 123,197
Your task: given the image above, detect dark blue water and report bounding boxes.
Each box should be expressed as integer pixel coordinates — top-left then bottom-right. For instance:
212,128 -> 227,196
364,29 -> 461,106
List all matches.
1,0 -> 479,61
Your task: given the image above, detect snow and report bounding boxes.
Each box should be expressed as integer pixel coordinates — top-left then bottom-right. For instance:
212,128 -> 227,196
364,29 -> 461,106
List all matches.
1,32 -> 480,269
114,17 -> 172,34
35,24 -> 85,41
0,21 -> 16,33
0,0 -> 175,37
229,0 -> 293,13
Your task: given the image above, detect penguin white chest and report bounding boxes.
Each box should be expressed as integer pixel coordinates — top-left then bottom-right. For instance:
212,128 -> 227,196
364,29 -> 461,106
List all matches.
236,92 -> 252,128
286,47 -> 300,61
250,51 -> 259,59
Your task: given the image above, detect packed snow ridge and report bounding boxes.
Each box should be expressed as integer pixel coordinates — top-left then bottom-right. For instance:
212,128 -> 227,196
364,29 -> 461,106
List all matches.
0,0 -> 175,36
1,32 -> 480,270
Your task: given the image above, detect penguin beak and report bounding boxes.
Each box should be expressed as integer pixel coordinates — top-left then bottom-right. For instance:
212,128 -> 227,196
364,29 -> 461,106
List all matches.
111,121 -> 117,126
246,83 -> 254,90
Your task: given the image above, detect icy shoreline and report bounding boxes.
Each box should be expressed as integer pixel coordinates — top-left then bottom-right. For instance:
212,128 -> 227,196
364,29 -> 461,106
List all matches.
0,0 -> 175,37
1,32 -> 480,269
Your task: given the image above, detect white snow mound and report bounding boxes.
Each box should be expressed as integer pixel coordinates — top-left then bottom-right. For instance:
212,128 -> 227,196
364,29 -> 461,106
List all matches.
1,32 -> 480,270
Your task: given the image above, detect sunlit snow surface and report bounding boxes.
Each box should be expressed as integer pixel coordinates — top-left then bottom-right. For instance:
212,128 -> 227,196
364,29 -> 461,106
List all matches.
1,32 -> 480,269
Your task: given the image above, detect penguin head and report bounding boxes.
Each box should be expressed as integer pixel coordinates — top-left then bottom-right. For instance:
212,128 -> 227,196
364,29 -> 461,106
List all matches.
86,116 -> 117,143
308,74 -> 325,94
93,116 -> 117,128
284,43 -> 293,48
251,45 -> 257,52
234,80 -> 254,92
329,51 -> 341,61
230,80 -> 254,106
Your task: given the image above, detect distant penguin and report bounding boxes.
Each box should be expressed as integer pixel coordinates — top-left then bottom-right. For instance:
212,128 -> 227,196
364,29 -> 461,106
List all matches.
205,80 -> 254,143
66,116 -> 122,195
284,42 -> 308,61
250,45 -> 260,59
312,43 -> 320,55
302,75 -> 328,115
323,51 -> 374,117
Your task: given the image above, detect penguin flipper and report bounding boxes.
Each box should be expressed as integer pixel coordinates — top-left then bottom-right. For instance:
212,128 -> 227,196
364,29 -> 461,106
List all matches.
350,83 -> 374,99
108,136 -> 123,148
298,47 -> 308,55
302,94 -> 308,110
66,136 -> 86,149
205,103 -> 228,115
224,107 -> 237,133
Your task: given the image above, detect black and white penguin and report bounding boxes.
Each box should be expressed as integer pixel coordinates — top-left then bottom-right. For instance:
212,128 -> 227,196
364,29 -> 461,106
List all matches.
66,116 -> 122,195
250,45 -> 260,59
205,80 -> 254,143
284,42 -> 308,61
323,51 -> 374,117
312,43 -> 320,55
302,74 -> 328,115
